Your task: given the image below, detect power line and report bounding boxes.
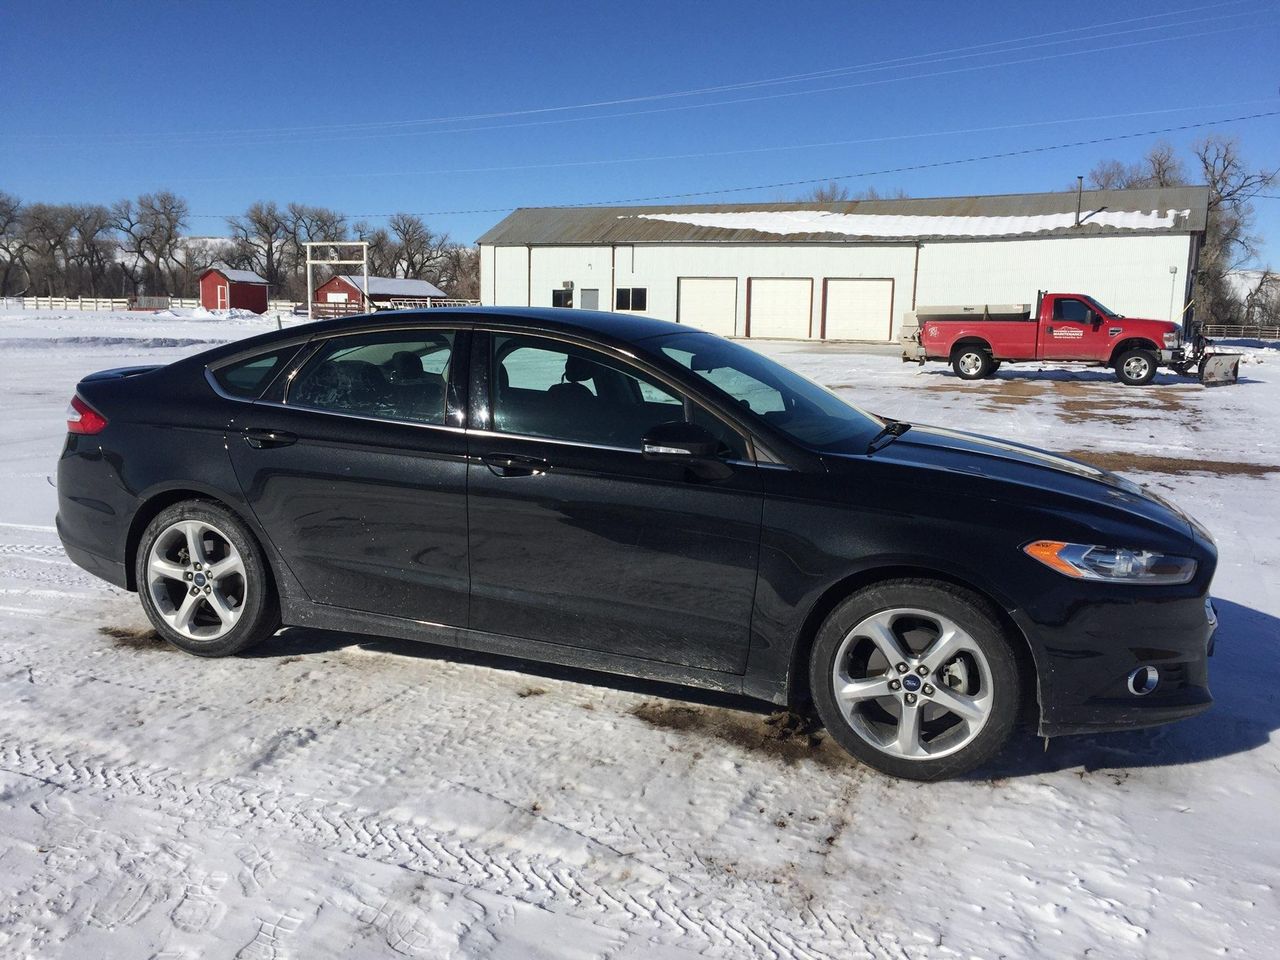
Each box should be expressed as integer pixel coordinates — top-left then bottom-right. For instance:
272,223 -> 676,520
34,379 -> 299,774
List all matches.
137,99 -> 1279,186
184,108 -> 1280,219
11,2 -> 1262,149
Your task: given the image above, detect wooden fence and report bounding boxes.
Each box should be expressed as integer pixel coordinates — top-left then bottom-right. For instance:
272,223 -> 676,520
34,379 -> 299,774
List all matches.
2,295 -> 303,313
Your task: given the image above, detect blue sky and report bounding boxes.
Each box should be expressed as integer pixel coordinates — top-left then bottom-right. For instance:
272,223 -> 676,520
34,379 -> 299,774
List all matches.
2,0 -> 1277,262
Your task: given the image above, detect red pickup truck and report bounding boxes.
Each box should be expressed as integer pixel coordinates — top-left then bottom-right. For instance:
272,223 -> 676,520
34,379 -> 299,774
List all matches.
902,292 -> 1188,386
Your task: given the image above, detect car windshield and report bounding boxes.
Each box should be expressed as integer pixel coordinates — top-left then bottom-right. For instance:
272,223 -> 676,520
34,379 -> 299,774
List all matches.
652,331 -> 884,453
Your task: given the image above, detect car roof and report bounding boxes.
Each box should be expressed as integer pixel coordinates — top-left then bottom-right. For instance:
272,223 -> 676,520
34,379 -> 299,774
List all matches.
293,306 -> 687,343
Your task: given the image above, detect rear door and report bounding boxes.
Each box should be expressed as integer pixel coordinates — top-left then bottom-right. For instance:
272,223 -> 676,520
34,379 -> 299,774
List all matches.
466,329 -> 763,673
224,326 -> 471,625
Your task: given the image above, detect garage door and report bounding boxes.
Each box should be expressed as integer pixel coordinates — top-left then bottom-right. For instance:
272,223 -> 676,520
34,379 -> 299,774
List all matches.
677,277 -> 737,336
747,278 -> 812,338
823,278 -> 894,341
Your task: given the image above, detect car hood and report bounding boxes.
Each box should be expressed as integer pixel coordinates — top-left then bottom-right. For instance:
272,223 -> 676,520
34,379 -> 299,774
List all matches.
833,423 -> 1193,536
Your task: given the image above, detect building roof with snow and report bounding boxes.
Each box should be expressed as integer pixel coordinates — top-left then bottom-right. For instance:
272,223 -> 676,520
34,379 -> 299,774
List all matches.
202,265 -> 268,284
336,276 -> 448,299
477,186 -> 1211,246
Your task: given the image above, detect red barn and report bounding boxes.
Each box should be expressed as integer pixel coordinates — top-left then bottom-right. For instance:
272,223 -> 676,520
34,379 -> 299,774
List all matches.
199,266 -> 269,314
314,275 -> 447,315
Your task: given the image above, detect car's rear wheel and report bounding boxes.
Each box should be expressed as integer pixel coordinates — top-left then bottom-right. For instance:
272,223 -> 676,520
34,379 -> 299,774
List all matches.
952,347 -> 993,380
135,500 -> 279,657
809,580 -> 1024,780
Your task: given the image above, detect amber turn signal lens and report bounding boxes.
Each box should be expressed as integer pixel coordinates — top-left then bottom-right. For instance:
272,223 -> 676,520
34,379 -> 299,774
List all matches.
1022,540 -> 1083,578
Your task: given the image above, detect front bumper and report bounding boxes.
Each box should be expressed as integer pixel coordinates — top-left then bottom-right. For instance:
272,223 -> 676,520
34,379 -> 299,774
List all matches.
1027,592 -> 1216,738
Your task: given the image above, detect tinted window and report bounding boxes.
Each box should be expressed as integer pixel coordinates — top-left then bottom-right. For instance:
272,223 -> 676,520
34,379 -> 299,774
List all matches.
615,287 -> 648,311
551,289 -> 572,308
1053,298 -> 1091,323
493,333 -> 685,449
210,346 -> 301,398
289,330 -> 454,425
656,331 -> 882,454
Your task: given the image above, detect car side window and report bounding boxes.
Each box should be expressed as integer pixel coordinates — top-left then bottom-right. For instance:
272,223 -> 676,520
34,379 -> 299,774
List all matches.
210,345 -> 303,399
492,333 -> 691,450
288,330 -> 455,426
1053,298 -> 1090,323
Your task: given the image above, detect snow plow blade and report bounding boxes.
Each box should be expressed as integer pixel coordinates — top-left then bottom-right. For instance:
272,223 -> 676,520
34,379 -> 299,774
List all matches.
1199,353 -> 1241,386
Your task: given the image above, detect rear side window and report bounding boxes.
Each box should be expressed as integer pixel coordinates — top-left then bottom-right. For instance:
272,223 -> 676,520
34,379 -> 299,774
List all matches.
288,330 -> 456,426
210,346 -> 302,399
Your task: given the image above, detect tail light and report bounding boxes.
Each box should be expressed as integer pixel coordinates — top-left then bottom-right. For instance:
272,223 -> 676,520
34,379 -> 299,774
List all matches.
66,395 -> 108,435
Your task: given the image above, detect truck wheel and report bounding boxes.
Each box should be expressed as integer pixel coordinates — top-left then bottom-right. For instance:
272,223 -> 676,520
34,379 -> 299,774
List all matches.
952,348 -> 992,380
1115,348 -> 1158,386
986,360 -> 1002,377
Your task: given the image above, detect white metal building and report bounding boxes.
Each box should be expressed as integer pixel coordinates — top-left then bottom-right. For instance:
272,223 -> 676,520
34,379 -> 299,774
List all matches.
477,186 -> 1210,341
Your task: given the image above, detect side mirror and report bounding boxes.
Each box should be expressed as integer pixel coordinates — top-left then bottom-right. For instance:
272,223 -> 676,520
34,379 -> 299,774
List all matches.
642,420 -> 720,461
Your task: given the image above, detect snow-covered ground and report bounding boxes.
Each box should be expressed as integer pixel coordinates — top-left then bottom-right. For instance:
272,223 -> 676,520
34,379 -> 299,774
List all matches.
0,308 -> 1277,960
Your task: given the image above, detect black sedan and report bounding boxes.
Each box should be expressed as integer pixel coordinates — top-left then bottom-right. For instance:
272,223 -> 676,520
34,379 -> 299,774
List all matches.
57,307 -> 1217,780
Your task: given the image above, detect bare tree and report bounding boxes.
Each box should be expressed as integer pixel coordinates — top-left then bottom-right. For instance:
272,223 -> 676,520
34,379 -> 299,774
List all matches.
1082,141 -> 1186,190
111,191 -> 190,295
435,244 -> 480,299
800,182 -> 910,202
227,201 -> 288,292
0,191 -> 24,296
388,213 -> 449,281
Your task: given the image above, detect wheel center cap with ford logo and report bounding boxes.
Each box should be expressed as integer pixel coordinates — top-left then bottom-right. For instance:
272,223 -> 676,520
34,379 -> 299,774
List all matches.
902,675 -> 922,692
193,572 -> 207,587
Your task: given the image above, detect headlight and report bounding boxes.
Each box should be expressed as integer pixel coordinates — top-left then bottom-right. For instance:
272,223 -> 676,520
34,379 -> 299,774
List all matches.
1163,331 -> 1181,348
1023,540 -> 1196,584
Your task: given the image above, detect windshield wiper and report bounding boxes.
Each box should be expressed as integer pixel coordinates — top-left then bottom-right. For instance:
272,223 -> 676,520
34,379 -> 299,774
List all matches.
866,419 -> 912,454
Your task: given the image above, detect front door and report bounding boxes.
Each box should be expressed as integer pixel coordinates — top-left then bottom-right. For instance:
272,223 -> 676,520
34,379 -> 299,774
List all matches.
226,327 -> 470,625
1041,296 -> 1109,361
466,330 -> 763,674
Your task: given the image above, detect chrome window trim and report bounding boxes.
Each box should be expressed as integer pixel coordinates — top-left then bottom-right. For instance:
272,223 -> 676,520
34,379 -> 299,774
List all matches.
465,427 -> 758,467
250,398 -> 467,434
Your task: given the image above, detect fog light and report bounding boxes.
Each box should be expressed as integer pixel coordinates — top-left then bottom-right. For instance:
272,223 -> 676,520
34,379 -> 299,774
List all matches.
1126,665 -> 1160,696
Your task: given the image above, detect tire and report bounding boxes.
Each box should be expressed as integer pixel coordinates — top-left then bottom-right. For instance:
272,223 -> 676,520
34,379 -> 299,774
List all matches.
134,500 -> 280,657
1114,348 -> 1158,386
986,360 -> 1002,377
952,346 -> 993,380
809,579 -> 1025,781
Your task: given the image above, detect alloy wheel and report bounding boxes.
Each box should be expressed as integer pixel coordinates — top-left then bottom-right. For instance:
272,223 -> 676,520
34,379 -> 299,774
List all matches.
146,519 -> 247,641
830,607 -> 994,761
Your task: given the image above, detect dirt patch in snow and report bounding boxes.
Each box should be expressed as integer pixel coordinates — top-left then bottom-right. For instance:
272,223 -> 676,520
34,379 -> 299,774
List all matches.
630,702 -> 850,769
1061,450 -> 1280,476
97,625 -> 163,650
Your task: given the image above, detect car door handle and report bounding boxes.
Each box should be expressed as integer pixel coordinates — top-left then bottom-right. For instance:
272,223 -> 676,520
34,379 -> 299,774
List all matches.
481,453 -> 550,477
243,428 -> 298,449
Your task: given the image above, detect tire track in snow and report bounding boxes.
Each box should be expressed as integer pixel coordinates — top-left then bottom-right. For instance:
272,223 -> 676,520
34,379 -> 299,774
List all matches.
0,738 -> 886,959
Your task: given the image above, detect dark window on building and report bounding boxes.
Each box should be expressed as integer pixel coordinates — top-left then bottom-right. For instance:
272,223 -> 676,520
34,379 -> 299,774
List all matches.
551,289 -> 573,308
615,287 -> 648,311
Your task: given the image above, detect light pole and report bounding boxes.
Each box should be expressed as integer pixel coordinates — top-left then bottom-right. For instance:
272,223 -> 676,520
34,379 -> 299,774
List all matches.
1168,265 -> 1179,323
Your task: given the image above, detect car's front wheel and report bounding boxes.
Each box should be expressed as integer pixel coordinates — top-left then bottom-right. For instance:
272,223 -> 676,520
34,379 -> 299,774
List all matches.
809,580 -> 1024,780
135,500 -> 279,657
1115,348 -> 1158,386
